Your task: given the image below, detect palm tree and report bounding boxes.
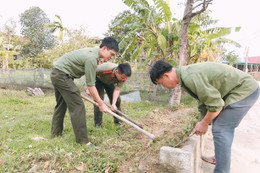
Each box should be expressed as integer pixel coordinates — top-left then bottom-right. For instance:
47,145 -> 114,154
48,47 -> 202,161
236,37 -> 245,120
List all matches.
46,14 -> 69,42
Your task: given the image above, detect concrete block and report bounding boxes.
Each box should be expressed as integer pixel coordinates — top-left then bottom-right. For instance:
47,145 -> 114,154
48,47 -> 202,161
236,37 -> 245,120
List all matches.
160,136 -> 201,173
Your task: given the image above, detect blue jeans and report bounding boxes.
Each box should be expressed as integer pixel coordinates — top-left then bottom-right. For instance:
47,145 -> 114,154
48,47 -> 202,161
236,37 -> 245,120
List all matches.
212,87 -> 259,173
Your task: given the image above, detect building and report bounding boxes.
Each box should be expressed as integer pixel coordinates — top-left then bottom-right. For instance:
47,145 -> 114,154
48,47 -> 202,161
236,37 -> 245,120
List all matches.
233,56 -> 260,72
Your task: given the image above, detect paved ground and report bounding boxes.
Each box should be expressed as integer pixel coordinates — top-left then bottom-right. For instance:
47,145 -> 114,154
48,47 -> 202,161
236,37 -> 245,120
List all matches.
201,82 -> 260,173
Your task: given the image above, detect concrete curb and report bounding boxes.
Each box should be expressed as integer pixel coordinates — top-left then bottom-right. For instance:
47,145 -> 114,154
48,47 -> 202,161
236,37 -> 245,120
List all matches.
160,133 -> 207,173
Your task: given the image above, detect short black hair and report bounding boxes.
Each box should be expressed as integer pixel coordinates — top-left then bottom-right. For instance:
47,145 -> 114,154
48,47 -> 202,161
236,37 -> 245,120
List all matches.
100,37 -> 119,52
149,60 -> 173,85
117,63 -> 131,77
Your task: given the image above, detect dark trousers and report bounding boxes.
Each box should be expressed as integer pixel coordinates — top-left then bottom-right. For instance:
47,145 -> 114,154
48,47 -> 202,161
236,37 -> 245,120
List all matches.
94,77 -> 121,127
50,68 -> 88,144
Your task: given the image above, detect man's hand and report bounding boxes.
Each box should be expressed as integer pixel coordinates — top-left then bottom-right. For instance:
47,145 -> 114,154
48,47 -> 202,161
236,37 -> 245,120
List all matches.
86,89 -> 91,96
111,86 -> 120,112
193,111 -> 220,135
87,86 -> 108,112
111,104 -> 117,112
194,121 -> 209,135
98,102 -> 108,112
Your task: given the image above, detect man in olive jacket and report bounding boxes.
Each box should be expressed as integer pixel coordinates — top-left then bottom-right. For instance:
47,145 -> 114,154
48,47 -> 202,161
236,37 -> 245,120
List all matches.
87,62 -> 131,127
149,60 -> 259,173
50,37 -> 118,145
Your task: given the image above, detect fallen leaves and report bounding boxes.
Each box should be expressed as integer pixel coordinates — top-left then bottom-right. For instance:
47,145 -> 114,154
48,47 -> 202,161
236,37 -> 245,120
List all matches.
76,162 -> 87,171
43,161 -> 49,170
105,167 -> 110,173
32,136 -> 47,141
7,128 -> 13,133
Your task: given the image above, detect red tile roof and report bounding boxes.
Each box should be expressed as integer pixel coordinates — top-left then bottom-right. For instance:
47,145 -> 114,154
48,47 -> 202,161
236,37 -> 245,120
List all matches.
247,56 -> 260,64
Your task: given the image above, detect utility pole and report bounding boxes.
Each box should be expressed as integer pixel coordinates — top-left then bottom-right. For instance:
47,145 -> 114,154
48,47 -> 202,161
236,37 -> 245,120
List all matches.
244,47 -> 249,72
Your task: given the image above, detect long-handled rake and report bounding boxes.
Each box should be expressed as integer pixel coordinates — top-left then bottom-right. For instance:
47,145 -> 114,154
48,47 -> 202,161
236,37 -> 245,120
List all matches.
81,94 -> 156,141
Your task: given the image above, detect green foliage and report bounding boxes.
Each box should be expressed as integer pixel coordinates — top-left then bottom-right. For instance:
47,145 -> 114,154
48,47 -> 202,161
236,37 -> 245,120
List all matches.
105,10 -> 134,61
187,11 -> 241,64
20,6 -> 56,57
45,14 -> 70,42
7,57 -> 32,69
154,0 -> 172,22
8,28 -> 98,69
223,51 -> 239,65
157,34 -> 167,56
109,3 -> 241,69
0,19 -> 24,69
117,0 -> 176,65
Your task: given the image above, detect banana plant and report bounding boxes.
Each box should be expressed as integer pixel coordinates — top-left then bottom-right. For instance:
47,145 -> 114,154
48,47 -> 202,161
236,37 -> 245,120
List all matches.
113,0 -> 173,63
45,14 -> 70,42
187,12 -> 241,64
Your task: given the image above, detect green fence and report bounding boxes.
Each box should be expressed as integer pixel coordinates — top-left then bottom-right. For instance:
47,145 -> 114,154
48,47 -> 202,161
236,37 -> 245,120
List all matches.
0,68 -> 169,93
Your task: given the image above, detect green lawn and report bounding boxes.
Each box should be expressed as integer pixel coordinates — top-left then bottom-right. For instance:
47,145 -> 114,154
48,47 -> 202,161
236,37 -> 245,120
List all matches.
0,89 -> 198,172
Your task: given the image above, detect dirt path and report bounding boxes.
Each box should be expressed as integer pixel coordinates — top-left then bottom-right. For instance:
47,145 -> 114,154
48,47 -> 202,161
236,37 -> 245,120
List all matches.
201,82 -> 260,173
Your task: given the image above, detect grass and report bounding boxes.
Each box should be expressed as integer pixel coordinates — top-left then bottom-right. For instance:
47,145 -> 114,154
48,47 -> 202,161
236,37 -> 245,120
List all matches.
0,88 -> 198,172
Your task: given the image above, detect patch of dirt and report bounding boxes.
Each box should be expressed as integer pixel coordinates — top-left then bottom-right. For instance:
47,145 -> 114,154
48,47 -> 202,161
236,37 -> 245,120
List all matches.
116,108 -> 195,173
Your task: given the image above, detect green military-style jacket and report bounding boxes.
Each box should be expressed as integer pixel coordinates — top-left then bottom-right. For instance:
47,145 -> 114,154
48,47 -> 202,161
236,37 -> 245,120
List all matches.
54,48 -> 100,86
175,62 -> 259,117
96,63 -> 125,88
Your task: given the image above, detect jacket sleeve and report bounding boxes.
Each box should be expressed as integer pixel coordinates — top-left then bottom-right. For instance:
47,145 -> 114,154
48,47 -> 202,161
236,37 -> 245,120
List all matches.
84,58 -> 97,86
198,101 -> 207,120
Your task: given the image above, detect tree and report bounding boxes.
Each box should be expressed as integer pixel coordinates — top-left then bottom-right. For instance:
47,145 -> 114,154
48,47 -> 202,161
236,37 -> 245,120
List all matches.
45,14 -> 70,42
0,18 -> 19,69
114,0 -> 174,65
29,27 -> 97,69
105,10 -> 133,61
223,51 -> 238,65
20,6 -> 56,57
168,0 -> 213,108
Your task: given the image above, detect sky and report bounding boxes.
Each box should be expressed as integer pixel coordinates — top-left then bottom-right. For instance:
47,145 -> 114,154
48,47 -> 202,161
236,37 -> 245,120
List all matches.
0,0 -> 260,57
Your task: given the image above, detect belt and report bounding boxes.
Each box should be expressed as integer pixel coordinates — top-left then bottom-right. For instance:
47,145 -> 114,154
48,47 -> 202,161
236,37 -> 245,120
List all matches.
53,68 -> 75,80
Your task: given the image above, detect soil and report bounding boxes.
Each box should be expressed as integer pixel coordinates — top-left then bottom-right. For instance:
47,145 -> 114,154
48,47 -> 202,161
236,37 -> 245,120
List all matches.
117,82 -> 260,173
116,108 -> 195,173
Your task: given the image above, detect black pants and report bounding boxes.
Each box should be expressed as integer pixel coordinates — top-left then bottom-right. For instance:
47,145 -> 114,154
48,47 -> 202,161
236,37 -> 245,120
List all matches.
50,68 -> 88,144
94,77 -> 121,126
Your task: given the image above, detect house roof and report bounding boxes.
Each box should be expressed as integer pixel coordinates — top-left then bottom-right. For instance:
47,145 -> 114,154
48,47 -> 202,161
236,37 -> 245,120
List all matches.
247,56 -> 260,64
232,56 -> 260,65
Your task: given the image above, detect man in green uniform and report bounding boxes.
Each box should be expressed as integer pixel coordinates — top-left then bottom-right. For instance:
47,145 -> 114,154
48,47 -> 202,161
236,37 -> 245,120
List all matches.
50,37 -> 119,145
149,60 -> 259,173
87,62 -> 131,127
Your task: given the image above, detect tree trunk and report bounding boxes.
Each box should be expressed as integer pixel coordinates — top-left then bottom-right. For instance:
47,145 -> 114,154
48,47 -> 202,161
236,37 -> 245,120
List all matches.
168,0 -> 194,108
3,53 -> 9,69
168,84 -> 182,107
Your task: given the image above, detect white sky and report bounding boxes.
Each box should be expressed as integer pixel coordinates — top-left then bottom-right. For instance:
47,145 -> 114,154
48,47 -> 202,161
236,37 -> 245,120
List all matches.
0,0 -> 260,57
